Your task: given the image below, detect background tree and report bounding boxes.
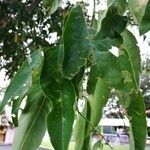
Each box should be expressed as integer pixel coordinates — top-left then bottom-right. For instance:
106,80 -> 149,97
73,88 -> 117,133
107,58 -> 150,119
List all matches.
0,0 -> 71,78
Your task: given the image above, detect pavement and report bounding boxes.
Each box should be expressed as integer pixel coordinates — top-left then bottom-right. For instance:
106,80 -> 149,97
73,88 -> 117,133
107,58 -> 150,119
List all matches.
0,144 -> 50,150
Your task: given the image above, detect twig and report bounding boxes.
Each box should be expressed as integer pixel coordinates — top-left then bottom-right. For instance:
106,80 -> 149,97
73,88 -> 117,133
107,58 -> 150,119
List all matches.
76,107 -> 113,149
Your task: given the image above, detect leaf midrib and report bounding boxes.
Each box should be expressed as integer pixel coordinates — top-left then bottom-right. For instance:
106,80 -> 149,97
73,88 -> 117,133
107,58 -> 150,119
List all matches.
19,97 -> 46,150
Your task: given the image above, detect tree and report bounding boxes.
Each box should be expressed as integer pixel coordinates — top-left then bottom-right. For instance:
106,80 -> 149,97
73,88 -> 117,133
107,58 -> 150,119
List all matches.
0,0 -> 70,78
1,0 -> 150,150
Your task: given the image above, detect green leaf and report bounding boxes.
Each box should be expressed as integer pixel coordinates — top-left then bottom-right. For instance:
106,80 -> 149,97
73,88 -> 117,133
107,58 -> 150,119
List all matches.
40,46 -> 64,101
107,0 -> 127,13
115,0 -> 126,13
72,67 -> 84,96
74,102 -> 87,150
121,30 -> 141,87
12,50 -> 51,150
0,63 -> 31,111
122,92 -> 147,150
13,94 -> 51,150
88,27 -> 97,38
95,5 -> 127,44
47,79 -> 76,150
118,50 -> 136,92
11,97 -> 23,127
128,0 -> 148,26
107,0 -> 116,7
87,78 -> 111,135
87,38 -> 113,94
140,0 -> 150,34
43,0 -> 61,15
81,101 -> 92,150
89,31 -> 140,93
0,50 -> 42,111
63,5 -> 91,79
90,51 -> 124,90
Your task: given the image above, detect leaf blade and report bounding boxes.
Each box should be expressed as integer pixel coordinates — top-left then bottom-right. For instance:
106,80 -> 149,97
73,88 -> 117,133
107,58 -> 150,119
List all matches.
0,50 -> 42,111
13,95 -> 51,150
40,46 -> 64,101
43,0 -> 61,15
128,0 -> 148,26
87,78 -> 111,136
140,0 -> 150,34
119,92 -> 147,150
74,102 -> 87,150
63,6 -> 91,79
47,79 -> 76,150
122,30 -> 141,87
12,50 -> 51,150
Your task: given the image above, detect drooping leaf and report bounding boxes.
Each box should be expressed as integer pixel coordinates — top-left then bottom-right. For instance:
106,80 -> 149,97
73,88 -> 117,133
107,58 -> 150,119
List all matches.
90,51 -> 124,91
0,50 -> 42,111
140,0 -> 150,34
86,78 -> 111,136
47,79 -> 76,150
118,50 -> 137,92
117,30 -> 146,149
0,64 -> 30,111
119,92 -> 147,150
95,5 -> 127,46
43,0 -> 62,15
121,30 -> 141,87
13,95 -> 51,150
12,50 -> 52,150
74,101 -> 87,150
87,38 -> 114,94
40,46 -> 64,101
63,5 -> 91,79
107,0 -> 127,13
81,101 -> 92,150
128,0 -> 148,26
22,49 -> 45,111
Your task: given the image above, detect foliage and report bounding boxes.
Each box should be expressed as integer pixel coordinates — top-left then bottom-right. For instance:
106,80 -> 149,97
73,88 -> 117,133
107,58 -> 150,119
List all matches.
1,0 -> 150,150
0,0 -> 70,78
